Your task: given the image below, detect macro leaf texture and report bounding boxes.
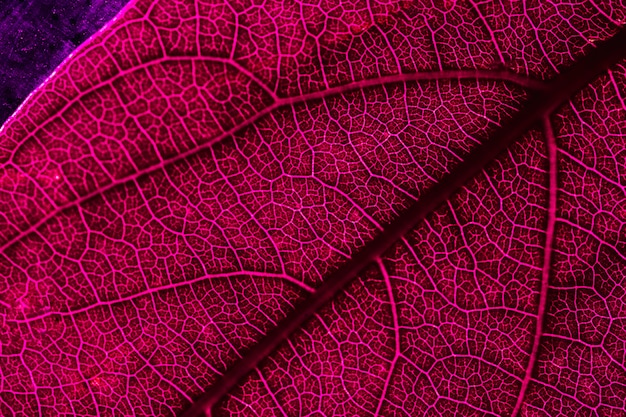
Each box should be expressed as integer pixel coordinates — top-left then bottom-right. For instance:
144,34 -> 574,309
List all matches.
0,0 -> 625,416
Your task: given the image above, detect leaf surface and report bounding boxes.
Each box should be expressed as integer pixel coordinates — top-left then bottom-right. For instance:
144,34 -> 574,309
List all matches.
0,1 -> 625,416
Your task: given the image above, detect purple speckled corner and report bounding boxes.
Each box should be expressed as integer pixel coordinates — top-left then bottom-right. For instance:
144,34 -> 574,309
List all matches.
0,0 -> 129,126
1,1 -> 625,417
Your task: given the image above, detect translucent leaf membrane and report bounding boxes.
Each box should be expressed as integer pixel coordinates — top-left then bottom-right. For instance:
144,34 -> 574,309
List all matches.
215,60 -> 626,417
215,129 -> 549,417
2,0 -> 622,246
0,0 -> 625,416
0,78 -> 522,416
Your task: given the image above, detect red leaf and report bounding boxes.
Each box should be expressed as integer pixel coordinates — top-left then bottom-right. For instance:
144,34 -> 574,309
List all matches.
1,1 -> 625,416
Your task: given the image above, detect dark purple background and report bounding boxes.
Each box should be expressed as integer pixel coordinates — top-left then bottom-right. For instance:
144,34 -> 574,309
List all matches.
0,0 -> 129,126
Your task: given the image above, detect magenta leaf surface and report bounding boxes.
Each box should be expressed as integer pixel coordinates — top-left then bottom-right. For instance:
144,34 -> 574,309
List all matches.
1,1 -> 625,416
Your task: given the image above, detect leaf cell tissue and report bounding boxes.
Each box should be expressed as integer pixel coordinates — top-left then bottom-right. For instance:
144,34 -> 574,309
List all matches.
0,1 -> 625,416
